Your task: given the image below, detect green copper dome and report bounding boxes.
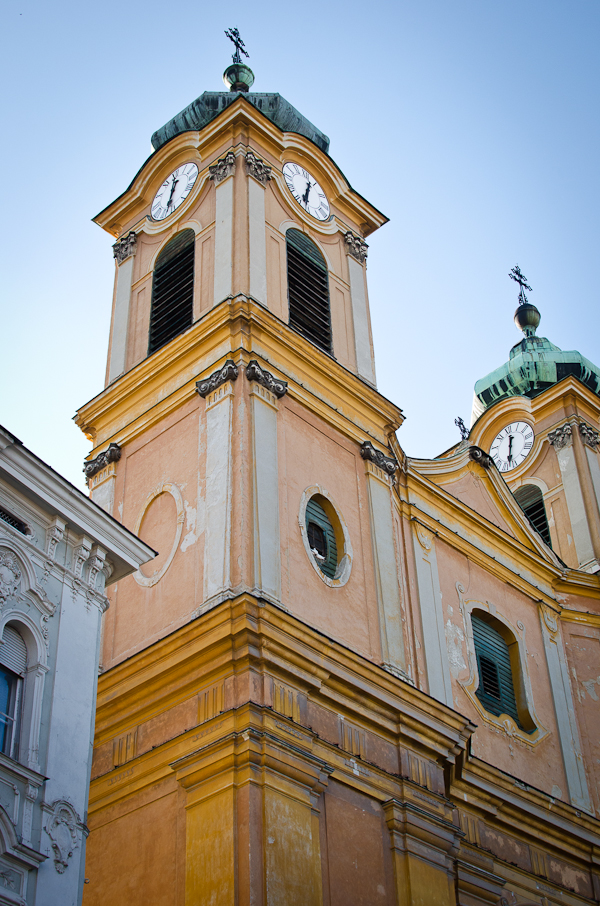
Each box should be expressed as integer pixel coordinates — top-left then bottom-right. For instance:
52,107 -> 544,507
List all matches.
472,304 -> 600,421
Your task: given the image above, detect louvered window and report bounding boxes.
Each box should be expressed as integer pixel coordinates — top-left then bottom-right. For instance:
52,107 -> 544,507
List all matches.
148,230 -> 195,355
0,506 -> 28,535
514,485 -> 552,547
0,626 -> 26,760
286,229 -> 331,353
306,497 -> 338,579
472,614 -> 523,729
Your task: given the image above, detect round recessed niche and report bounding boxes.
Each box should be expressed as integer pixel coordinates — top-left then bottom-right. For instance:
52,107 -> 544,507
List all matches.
299,486 -> 352,588
133,483 -> 184,588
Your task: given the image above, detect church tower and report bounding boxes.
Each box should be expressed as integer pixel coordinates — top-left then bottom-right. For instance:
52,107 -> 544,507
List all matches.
76,44 -> 600,906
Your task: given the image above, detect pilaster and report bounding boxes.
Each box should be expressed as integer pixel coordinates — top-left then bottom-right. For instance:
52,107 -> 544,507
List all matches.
108,232 -> 137,384
211,152 -> 236,305
345,234 -> 376,386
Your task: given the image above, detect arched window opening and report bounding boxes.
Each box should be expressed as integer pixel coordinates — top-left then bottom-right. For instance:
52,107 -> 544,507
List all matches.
472,612 -> 532,732
286,229 -> 331,353
0,625 -> 26,760
148,229 -> 195,355
514,484 -> 552,547
305,496 -> 338,579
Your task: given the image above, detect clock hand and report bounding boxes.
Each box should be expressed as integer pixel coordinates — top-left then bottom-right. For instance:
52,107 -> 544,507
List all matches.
302,180 -> 312,206
167,177 -> 179,209
507,434 -> 513,463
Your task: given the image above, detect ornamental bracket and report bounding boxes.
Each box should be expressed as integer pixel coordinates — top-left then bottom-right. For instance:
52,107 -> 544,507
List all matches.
209,151 -> 236,184
468,446 -> 494,469
579,422 -> 600,451
548,423 -> 573,450
196,360 -> 239,398
245,150 -> 272,185
113,232 -> 137,265
344,231 -> 368,264
84,443 -> 122,482
360,441 -> 398,475
246,361 -> 288,398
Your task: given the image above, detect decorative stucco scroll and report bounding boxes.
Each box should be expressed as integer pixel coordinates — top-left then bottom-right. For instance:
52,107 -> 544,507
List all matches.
0,551 -> 21,604
548,423 -> 572,450
84,443 -> 122,481
344,231 -> 368,264
44,800 -> 81,873
209,151 -> 236,184
579,422 -> 599,451
245,150 -> 272,185
360,441 -> 398,475
112,231 -> 137,264
468,446 -> 494,469
196,360 -> 239,398
246,360 -> 288,398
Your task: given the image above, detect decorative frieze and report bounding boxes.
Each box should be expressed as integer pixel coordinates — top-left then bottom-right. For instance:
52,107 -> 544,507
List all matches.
112,231 -> 137,265
246,360 -> 288,398
579,422 -> 599,451
209,151 -> 236,184
469,446 -> 494,469
84,443 -> 122,481
548,423 -> 572,450
360,441 -> 398,475
344,231 -> 369,264
196,360 -> 239,398
245,150 -> 272,185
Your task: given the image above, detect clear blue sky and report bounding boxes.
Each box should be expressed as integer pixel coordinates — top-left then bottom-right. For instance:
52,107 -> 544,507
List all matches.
2,0 -> 599,490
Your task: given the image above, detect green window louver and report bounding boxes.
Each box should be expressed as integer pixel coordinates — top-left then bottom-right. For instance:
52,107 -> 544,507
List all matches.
286,229 -> 331,353
149,229 -> 195,355
513,484 -> 552,547
472,614 -> 524,729
306,497 -> 337,579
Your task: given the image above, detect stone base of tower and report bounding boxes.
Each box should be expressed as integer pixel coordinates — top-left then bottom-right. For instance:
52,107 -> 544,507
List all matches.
82,595 -> 599,906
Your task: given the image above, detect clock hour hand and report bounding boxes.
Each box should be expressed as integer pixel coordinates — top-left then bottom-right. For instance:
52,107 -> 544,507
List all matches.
302,180 -> 312,206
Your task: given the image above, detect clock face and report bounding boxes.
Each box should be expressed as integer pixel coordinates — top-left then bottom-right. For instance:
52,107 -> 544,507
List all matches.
490,421 -> 534,472
151,163 -> 199,221
283,163 -> 330,221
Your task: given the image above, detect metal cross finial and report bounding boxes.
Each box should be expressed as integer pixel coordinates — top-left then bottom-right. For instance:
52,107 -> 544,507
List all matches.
225,28 -> 249,64
455,417 -> 469,441
508,264 -> 533,306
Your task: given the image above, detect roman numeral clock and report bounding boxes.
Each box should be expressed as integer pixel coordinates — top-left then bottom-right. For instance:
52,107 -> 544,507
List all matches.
490,421 -> 534,472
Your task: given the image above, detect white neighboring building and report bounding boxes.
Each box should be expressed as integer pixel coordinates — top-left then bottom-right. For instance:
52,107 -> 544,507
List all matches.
0,426 -> 155,906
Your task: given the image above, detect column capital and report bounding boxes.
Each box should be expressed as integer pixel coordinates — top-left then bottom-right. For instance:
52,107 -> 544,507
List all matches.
360,441 -> 397,474
548,422 -> 573,450
344,231 -> 368,263
209,151 -> 236,184
196,360 -> 239,398
112,231 -> 137,264
580,421 -> 600,451
245,150 -> 272,186
246,360 -> 288,398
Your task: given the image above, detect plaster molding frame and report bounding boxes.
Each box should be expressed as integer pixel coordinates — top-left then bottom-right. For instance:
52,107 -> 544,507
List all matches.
298,485 -> 353,588
132,483 -> 184,588
455,583 -> 549,748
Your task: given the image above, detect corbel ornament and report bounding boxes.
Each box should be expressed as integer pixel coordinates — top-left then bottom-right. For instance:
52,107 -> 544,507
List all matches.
548,422 -> 572,451
195,360 -> 238,398
209,151 -> 236,184
246,360 -> 288,398
72,536 -> 92,580
112,231 -> 137,264
360,441 -> 398,475
83,443 -> 121,482
45,518 -> 65,562
87,545 -> 106,590
44,800 -> 81,873
579,422 -> 600,451
344,231 -> 368,264
245,150 -> 272,185
539,602 -> 560,640
468,446 -> 494,469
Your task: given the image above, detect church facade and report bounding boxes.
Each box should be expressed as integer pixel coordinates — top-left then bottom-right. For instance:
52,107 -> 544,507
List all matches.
76,59 -> 600,906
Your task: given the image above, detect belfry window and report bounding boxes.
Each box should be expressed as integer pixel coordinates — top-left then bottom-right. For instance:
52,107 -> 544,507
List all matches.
286,229 -> 331,353
0,625 -> 26,760
472,613 -> 524,730
513,484 -> 552,547
148,229 -> 195,355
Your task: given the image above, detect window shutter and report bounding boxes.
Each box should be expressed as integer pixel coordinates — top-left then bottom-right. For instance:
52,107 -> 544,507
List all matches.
0,507 -> 29,535
472,614 -> 522,729
286,229 -> 331,353
148,230 -> 195,355
513,485 -> 552,547
0,626 -> 27,676
306,498 -> 337,578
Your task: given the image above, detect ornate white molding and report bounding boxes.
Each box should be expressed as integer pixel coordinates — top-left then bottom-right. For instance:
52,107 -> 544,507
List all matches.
360,441 -> 398,475
196,360 -> 238,398
0,551 -> 21,605
209,151 -> 236,184
548,422 -> 572,450
45,517 -> 65,561
112,231 -> 137,264
245,150 -> 272,185
579,422 -> 599,451
344,231 -> 368,264
44,800 -> 82,873
84,443 -> 121,483
246,360 -> 288,398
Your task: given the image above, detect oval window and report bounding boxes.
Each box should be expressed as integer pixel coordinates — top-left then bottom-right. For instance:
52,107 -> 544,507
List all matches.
306,497 -> 338,579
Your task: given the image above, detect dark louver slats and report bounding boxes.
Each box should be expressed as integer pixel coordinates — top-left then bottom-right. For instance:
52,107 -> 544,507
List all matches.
286,229 -> 331,353
513,485 -> 552,547
148,231 -> 195,355
0,507 -> 28,535
305,498 -> 337,579
472,614 -> 523,729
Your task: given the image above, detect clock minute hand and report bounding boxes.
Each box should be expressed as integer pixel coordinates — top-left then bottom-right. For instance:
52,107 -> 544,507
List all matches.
302,180 -> 312,205
507,434 -> 513,463
167,176 -> 179,209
